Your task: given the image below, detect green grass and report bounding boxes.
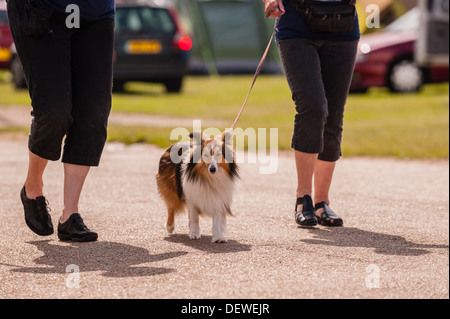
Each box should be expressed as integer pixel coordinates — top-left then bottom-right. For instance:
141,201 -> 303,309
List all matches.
0,70 -> 448,158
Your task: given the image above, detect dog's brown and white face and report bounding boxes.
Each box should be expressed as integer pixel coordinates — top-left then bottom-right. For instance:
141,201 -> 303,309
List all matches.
186,130 -> 238,181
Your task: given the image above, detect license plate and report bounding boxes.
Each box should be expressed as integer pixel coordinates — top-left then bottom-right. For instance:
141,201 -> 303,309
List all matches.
125,40 -> 162,55
0,47 -> 11,62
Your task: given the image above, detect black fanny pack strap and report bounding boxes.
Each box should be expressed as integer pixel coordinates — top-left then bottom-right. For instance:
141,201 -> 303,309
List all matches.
286,0 -> 357,33
289,0 -> 356,5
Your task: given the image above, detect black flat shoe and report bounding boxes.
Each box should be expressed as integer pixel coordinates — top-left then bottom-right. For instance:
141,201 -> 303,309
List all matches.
20,186 -> 54,236
315,202 -> 343,227
295,195 -> 318,227
58,213 -> 98,242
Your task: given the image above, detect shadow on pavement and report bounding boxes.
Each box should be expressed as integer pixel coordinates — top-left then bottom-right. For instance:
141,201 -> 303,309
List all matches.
164,234 -> 252,254
10,240 -> 188,277
301,227 -> 449,256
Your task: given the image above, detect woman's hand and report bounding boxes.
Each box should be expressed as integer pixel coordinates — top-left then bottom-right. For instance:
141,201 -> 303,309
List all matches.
264,0 -> 285,18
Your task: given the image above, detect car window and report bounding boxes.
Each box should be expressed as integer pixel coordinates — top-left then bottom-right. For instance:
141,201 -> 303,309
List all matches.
384,7 -> 420,32
115,7 -> 176,34
0,10 -> 8,25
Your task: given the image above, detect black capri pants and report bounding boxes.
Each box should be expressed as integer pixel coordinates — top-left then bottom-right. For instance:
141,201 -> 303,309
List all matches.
277,38 -> 358,162
7,0 -> 114,166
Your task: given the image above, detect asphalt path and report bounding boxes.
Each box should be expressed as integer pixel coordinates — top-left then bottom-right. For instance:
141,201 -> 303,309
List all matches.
0,137 -> 448,299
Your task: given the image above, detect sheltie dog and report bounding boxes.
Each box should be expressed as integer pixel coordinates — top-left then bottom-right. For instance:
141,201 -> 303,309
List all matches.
156,130 -> 238,243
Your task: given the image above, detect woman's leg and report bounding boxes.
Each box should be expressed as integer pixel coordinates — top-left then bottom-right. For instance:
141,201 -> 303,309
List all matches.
62,19 -> 114,167
277,39 -> 326,210
61,164 -> 90,223
312,40 -> 358,223
295,151 -> 318,199
24,151 -> 48,199
313,159 -> 343,226
8,0 -> 73,201
294,151 -> 318,222
277,38 -> 327,227
60,19 -> 114,217
317,39 -> 358,162
314,159 -> 336,210
57,161 -> 98,242
9,0 -> 76,236
56,19 -> 114,241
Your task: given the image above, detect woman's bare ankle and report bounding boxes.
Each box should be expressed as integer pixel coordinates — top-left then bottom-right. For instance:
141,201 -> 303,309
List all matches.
23,181 -> 44,200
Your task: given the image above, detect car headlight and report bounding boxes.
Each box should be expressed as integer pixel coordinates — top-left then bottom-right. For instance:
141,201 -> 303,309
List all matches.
355,42 -> 371,63
0,47 -> 11,62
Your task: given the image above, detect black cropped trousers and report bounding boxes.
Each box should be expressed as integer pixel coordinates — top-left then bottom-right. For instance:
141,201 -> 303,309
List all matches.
277,38 -> 358,162
8,0 -> 114,166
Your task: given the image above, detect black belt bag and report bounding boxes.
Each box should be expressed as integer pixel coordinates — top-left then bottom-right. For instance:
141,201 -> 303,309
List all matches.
288,0 -> 357,33
21,0 -> 54,37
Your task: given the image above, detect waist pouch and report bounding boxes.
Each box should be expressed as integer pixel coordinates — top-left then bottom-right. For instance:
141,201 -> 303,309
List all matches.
288,0 -> 356,33
21,0 -> 54,37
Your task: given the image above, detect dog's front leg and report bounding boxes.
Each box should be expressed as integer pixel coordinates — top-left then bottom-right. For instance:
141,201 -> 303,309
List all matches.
212,212 -> 227,243
188,206 -> 201,240
166,207 -> 175,234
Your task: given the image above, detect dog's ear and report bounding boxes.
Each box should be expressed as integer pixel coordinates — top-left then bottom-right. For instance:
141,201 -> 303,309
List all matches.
220,130 -> 234,163
190,130 -> 203,147
221,129 -> 234,146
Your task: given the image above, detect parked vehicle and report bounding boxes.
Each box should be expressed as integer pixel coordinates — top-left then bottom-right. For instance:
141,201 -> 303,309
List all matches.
0,0 -> 13,70
351,8 -> 449,93
114,0 -> 192,93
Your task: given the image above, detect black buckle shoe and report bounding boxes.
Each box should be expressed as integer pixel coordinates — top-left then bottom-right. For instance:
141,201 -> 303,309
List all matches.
58,213 -> 98,242
315,202 -> 343,227
295,195 -> 318,227
20,186 -> 54,236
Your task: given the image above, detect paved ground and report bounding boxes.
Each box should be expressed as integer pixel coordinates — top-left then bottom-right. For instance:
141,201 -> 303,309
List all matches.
0,136 -> 448,299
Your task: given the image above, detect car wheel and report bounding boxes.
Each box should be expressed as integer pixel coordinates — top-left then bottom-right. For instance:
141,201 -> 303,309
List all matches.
388,59 -> 424,93
164,78 -> 183,93
10,56 -> 27,89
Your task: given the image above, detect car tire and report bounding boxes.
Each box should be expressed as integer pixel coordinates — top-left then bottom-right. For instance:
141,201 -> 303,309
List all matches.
387,59 -> 424,93
10,55 -> 27,89
164,78 -> 183,93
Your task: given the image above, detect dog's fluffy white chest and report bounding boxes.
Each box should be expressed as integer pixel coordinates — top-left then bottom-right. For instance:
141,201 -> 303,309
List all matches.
182,169 -> 234,216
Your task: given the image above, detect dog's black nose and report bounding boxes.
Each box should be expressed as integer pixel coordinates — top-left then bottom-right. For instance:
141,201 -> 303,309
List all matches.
209,166 -> 217,173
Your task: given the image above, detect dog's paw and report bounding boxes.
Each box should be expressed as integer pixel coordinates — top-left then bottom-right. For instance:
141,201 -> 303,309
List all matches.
212,236 -> 228,243
189,231 -> 201,240
166,223 -> 175,234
